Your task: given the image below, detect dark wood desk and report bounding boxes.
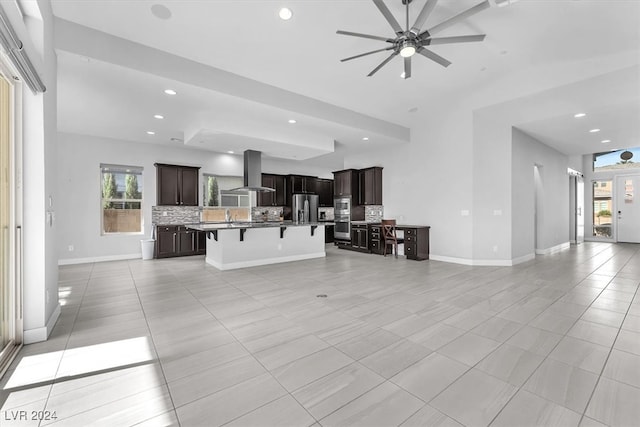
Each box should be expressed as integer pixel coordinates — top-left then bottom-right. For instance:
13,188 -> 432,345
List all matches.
369,224 -> 430,260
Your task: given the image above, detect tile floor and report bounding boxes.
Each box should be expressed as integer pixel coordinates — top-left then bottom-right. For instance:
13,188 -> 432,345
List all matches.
1,242 -> 640,426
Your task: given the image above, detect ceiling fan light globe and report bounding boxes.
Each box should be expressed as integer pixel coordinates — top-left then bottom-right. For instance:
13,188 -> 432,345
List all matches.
400,45 -> 416,57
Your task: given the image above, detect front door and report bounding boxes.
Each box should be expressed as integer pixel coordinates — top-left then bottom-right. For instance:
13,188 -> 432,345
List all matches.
616,174 -> 640,243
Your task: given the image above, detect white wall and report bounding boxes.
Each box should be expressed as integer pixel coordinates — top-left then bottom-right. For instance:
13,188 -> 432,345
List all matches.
16,0 -> 59,343
343,103 -> 475,261
511,128 -> 569,259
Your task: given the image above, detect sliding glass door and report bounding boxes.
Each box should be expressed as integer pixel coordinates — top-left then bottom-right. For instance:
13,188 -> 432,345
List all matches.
0,70 -> 21,374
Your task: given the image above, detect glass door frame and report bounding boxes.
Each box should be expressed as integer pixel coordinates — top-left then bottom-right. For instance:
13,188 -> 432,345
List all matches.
0,58 -> 23,377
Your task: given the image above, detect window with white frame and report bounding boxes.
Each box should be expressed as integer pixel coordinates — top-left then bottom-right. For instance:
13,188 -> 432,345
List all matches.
101,164 -> 143,234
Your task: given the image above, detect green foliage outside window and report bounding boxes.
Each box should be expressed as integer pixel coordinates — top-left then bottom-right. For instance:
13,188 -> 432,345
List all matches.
102,173 -> 116,209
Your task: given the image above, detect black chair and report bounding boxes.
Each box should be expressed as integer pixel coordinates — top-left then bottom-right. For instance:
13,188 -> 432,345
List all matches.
382,219 -> 404,258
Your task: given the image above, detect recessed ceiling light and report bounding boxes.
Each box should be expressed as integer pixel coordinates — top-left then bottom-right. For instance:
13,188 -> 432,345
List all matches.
589,129 -> 601,133
279,7 -> 293,20
362,137 -> 369,141
601,139 -> 611,143
164,89 -> 177,95
227,150 -> 234,154
288,119 -> 297,124
574,113 -> 586,118
154,114 -> 164,119
146,131 -> 155,135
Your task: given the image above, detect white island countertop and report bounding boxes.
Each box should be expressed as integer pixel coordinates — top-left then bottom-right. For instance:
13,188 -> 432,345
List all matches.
185,221 -> 333,270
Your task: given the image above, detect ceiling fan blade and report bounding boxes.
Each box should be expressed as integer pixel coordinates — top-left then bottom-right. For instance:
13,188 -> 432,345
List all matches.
421,0 -> 491,37
417,47 -> 451,68
367,51 -> 399,76
410,0 -> 439,35
336,30 -> 394,43
341,46 -> 395,62
425,34 -> 486,45
404,56 -> 411,79
372,0 -> 403,35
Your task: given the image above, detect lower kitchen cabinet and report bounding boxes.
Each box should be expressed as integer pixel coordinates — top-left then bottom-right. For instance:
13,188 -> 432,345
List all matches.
351,223 -> 369,252
155,225 -> 205,258
369,224 -> 383,255
402,226 -> 430,260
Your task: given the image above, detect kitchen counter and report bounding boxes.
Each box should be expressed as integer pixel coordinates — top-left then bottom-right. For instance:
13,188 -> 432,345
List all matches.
185,221 -> 333,270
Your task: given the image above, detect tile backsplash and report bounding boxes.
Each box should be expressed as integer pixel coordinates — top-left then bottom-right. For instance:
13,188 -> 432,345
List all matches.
365,205 -> 384,223
251,207 -> 284,222
152,206 -> 200,224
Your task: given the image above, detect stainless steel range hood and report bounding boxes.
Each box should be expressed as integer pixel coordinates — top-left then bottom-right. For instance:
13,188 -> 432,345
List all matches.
230,150 -> 275,192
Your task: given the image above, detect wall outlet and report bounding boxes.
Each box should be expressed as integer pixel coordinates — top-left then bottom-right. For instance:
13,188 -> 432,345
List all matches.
46,289 -> 50,304
493,245 -> 498,253
68,245 -> 74,252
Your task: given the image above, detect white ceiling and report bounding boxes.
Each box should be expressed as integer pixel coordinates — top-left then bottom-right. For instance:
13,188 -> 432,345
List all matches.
51,0 -> 640,162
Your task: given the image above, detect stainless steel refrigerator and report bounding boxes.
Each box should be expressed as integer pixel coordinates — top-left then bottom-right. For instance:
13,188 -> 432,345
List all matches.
292,194 -> 318,224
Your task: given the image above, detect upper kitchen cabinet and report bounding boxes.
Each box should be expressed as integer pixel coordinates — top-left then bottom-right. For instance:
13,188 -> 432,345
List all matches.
155,163 -> 200,206
258,173 -> 287,206
359,167 -> 383,205
316,178 -> 334,207
288,175 -> 316,194
333,169 -> 360,198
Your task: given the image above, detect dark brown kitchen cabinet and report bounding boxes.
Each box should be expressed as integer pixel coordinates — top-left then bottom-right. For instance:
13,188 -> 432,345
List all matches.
316,178 -> 334,207
333,169 -> 360,197
351,223 -> 369,252
155,163 -> 200,206
403,226 -> 430,260
359,167 -> 383,205
288,175 -> 316,194
258,174 -> 286,206
369,224 -> 383,255
155,225 -> 205,258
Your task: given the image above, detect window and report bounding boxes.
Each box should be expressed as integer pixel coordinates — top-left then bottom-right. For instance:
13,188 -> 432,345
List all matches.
592,180 -> 612,238
593,147 -> 640,171
101,164 -> 143,234
203,174 -> 248,207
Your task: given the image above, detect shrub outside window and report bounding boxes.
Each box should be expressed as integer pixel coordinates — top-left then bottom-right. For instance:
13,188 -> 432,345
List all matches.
101,164 -> 143,234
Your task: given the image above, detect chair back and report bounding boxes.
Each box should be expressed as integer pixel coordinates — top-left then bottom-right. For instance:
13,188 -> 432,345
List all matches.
381,219 -> 397,242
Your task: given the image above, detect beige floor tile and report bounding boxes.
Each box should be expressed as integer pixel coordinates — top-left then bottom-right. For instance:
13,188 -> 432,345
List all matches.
442,309 -> 492,331
566,320 -> 619,348
491,389 -> 581,427
175,373 -> 287,426
506,325 -> 563,356
523,358 -> 598,413
168,355 -> 266,407
334,328 -> 403,360
390,352 -> 469,402
399,404 -> 463,427
548,336 -> 610,374
602,349 -> 640,388
579,416 -> 609,427
476,344 -> 544,386
407,323 -> 466,351
590,297 -> 630,314
381,314 -> 437,338
614,329 -> 640,355
470,316 -> 523,342
529,311 -> 577,334
319,381 -> 424,427
224,395 -> 316,427
160,341 -> 248,383
622,313 -> 640,333
430,368 -> 517,427
272,347 -> 354,392
580,307 -> 626,328
293,363 -> 384,420
254,334 -> 329,371
359,339 -> 431,379
585,377 -> 640,427
437,333 -> 501,367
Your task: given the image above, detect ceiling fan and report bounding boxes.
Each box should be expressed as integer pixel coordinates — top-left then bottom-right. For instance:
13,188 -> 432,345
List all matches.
337,0 -> 491,78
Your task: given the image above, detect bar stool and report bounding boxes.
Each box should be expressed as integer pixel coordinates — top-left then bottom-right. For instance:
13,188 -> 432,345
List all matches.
382,219 -> 404,258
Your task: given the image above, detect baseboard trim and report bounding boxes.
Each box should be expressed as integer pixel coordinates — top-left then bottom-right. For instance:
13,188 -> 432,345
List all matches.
430,253 -> 535,267
24,304 -> 61,344
535,241 -> 570,256
206,252 -> 326,271
58,253 -> 141,265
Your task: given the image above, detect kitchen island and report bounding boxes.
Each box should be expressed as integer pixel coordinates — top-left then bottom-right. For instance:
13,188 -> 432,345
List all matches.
187,221 -> 333,270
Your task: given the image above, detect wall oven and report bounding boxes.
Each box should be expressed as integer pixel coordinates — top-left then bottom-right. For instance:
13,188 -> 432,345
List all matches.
334,197 -> 351,240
